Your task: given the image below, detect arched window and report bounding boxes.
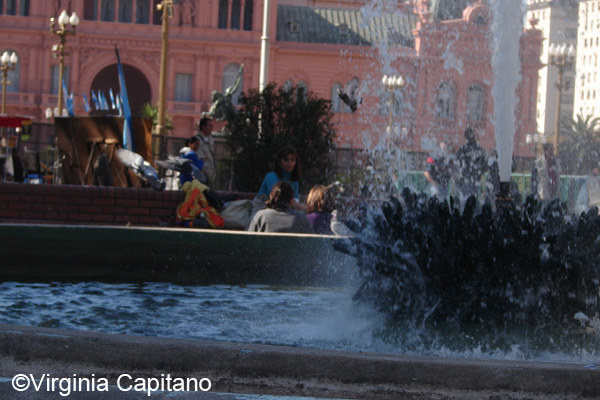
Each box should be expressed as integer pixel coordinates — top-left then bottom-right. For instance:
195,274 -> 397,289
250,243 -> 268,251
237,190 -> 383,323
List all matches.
218,0 -> 228,29
2,49 -> 20,93
297,80 -> 307,102
222,63 -> 243,105
466,83 -> 484,121
331,82 -> 342,113
435,82 -> 455,119
243,0 -> 253,31
231,0 -> 241,30
283,80 -> 293,92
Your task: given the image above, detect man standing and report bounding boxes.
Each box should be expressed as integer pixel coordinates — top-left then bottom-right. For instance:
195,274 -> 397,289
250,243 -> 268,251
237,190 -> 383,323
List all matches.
196,117 -> 217,186
455,128 -> 489,198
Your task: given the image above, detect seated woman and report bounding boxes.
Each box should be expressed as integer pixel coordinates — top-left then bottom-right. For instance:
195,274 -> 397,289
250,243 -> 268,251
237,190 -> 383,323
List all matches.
248,181 -> 313,233
306,185 -> 334,235
179,136 -> 205,186
259,146 -> 301,200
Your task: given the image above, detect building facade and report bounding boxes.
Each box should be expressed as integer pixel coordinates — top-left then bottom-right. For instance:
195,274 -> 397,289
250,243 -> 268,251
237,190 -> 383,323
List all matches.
573,0 -> 600,120
0,0 -> 542,166
526,0 -> 578,140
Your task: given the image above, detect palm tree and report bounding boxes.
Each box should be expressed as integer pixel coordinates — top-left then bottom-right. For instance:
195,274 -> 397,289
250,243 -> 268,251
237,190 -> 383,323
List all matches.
558,114 -> 600,174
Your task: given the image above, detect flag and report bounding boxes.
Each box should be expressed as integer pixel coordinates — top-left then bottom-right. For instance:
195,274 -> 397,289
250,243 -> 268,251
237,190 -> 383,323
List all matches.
91,90 -> 100,110
62,78 -> 74,116
109,89 -> 116,110
115,45 -> 134,151
82,93 -> 91,113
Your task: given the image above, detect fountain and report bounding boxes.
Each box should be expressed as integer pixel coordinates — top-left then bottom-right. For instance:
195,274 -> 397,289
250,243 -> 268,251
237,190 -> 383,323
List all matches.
0,1 -> 599,399
333,0 -> 600,360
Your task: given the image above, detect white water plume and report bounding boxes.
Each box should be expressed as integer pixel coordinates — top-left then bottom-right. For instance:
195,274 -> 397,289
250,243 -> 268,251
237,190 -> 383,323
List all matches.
490,0 -> 524,181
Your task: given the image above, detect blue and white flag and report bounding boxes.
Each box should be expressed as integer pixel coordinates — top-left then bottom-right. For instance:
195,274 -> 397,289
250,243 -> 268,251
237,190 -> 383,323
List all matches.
62,78 -> 74,116
115,45 -> 134,151
109,89 -> 116,110
91,90 -> 100,110
82,93 -> 91,113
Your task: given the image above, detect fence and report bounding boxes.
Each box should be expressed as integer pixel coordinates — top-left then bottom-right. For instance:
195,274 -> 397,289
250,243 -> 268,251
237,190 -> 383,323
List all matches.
398,171 -> 586,210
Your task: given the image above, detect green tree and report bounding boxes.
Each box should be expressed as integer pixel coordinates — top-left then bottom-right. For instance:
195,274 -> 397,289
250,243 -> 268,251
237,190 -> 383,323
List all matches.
140,103 -> 173,133
224,83 -> 337,193
558,114 -> 600,174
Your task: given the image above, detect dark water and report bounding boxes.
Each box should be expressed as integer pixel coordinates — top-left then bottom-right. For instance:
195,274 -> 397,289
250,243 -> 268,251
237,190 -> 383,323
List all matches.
0,281 -> 597,365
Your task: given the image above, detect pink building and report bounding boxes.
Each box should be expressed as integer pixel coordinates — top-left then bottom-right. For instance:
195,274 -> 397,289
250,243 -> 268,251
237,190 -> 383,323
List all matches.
0,0 -> 542,166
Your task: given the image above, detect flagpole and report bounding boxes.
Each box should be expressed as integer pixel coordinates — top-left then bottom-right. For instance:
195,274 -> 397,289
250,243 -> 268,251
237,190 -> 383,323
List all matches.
155,0 -> 172,159
259,0 -> 271,92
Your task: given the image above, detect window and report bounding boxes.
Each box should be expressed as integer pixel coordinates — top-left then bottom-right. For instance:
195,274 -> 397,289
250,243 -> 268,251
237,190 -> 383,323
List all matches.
18,0 -> 27,15
118,0 -> 133,23
243,0 -> 253,31
220,0 -> 253,30
222,63 -> 243,105
283,80 -> 293,92
136,0 -> 150,24
174,73 -> 192,102
231,0 -> 241,30
51,65 -> 70,95
466,84 -> 484,121
101,0 -> 115,22
6,0 -> 16,15
84,0 -> 98,20
435,82 -> 455,119
218,0 -> 228,29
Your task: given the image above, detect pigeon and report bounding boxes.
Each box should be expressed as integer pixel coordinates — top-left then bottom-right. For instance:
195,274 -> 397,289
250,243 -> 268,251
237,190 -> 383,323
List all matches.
116,148 -> 164,191
155,157 -> 207,183
337,77 -> 361,112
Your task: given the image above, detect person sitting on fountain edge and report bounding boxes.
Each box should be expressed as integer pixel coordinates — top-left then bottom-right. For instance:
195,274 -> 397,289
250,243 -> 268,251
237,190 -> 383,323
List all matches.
575,163 -> 600,215
306,185 -> 334,235
257,146 -> 307,212
455,127 -> 489,199
424,142 -> 453,200
179,135 -> 205,186
248,181 -> 313,234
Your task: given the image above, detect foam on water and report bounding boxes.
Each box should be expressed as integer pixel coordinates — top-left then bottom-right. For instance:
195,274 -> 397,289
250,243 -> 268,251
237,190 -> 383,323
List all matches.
0,281 -> 598,364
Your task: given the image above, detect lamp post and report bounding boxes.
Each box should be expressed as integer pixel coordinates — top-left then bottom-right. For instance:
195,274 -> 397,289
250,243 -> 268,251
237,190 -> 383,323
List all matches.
381,74 -> 405,146
0,51 -> 18,114
155,0 -> 173,160
156,1 -> 173,136
548,43 -> 575,156
50,10 -> 79,116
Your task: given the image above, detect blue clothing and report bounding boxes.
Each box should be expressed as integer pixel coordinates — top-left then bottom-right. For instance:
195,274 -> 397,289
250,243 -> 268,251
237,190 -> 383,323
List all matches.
258,171 -> 300,199
179,151 -> 204,185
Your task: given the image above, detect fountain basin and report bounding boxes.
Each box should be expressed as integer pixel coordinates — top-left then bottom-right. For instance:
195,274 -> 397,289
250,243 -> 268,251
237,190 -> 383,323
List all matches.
0,223 -> 357,286
0,324 -> 598,399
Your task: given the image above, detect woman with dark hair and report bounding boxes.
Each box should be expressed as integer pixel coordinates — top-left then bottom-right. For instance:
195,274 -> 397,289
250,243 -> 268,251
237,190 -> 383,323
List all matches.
258,146 -> 302,200
248,181 -> 313,233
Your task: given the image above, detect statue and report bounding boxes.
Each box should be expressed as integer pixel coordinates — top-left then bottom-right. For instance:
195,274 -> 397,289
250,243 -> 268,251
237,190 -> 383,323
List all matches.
203,64 -> 244,121
179,0 -> 195,27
